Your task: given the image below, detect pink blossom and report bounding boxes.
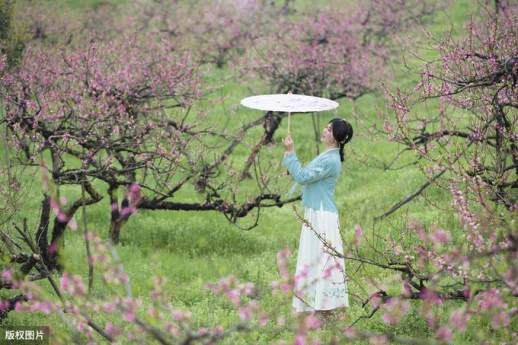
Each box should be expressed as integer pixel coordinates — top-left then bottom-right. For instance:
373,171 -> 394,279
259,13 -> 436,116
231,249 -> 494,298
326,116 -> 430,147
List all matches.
102,303 -> 115,313
71,275 -> 86,296
67,217 -> 78,231
401,281 -> 413,297
48,242 -> 58,254
258,313 -> 268,326
295,266 -> 309,282
478,288 -> 504,310
0,300 -> 10,312
353,224 -> 363,247
491,311 -> 510,329
435,326 -> 452,341
238,306 -> 252,321
129,183 -> 140,194
123,311 -> 136,322
381,298 -> 410,325
294,334 -> 306,345
128,183 -> 142,206
280,283 -> 292,294
343,327 -> 357,338
226,289 -> 240,305
448,183 -> 482,248
419,288 -> 443,305
304,313 -> 321,329
172,309 -> 186,321
119,207 -> 130,218
276,248 -> 291,280
1,269 -> 12,282
431,229 -> 450,243
57,212 -> 69,223
241,282 -> 255,296
60,272 -> 70,291
147,307 -> 158,318
105,322 -> 120,338
449,309 -> 467,331
14,302 -> 24,311
31,301 -> 53,314
49,197 -> 59,212
323,262 -> 342,279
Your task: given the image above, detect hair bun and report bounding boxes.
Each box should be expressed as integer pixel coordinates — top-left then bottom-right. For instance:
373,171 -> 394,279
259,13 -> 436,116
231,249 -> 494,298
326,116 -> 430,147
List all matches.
329,117 -> 353,162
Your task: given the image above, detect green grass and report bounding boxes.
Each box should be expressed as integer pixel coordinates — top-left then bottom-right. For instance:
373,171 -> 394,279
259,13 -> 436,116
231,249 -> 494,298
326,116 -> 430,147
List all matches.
1,0 -> 513,344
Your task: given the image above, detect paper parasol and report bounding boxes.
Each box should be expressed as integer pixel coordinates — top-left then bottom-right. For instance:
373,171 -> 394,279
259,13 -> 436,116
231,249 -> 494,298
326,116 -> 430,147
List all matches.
240,94 -> 339,134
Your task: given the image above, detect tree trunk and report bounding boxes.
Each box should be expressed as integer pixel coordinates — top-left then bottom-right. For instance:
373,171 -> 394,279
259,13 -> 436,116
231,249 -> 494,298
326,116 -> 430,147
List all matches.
35,195 -> 50,265
108,185 -> 130,245
109,219 -> 124,245
47,218 -> 68,271
240,112 -> 282,180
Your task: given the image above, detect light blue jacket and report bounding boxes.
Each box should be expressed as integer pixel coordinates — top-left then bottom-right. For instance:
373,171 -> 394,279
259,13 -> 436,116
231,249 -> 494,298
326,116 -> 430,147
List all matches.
282,148 -> 341,214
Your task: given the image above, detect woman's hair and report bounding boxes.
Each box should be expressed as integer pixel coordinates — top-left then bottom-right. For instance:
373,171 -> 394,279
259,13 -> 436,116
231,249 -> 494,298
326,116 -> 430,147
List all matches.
329,118 -> 353,162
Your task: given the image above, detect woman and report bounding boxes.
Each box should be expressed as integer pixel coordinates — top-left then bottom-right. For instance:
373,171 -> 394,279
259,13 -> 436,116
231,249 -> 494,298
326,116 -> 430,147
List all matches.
282,118 -> 353,314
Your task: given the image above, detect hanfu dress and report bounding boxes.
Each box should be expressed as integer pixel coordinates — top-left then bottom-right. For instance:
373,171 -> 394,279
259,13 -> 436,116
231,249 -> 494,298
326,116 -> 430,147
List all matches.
283,148 -> 349,312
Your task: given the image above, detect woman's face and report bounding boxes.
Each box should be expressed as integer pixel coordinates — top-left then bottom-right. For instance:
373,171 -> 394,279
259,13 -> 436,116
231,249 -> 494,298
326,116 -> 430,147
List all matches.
321,123 -> 337,146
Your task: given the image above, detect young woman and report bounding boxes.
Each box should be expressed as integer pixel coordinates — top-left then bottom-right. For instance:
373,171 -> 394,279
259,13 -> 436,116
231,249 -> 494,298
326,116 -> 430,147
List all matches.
282,118 -> 353,314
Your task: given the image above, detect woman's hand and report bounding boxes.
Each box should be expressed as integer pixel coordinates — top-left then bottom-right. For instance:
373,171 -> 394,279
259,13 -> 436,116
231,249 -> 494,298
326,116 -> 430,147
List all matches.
283,135 -> 294,154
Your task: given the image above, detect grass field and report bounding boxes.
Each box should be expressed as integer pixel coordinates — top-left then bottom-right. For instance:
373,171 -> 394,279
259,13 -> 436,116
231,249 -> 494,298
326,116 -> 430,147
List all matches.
1,0 -> 506,344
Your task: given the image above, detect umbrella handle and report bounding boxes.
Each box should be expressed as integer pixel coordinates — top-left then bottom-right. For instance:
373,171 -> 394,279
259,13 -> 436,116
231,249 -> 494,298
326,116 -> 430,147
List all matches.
286,91 -> 292,136
287,112 -> 291,136
286,111 -> 291,176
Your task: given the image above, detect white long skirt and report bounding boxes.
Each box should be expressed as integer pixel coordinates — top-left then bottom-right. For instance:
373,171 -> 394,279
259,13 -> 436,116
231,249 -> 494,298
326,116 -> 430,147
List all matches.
292,206 -> 349,312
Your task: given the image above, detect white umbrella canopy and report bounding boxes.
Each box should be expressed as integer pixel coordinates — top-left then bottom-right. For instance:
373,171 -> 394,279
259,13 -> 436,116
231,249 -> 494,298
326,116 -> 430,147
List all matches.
240,94 -> 339,134
240,94 -> 339,112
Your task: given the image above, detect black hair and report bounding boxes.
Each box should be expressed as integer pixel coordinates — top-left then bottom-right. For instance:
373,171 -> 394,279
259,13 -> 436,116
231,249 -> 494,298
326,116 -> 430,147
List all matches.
329,118 -> 353,162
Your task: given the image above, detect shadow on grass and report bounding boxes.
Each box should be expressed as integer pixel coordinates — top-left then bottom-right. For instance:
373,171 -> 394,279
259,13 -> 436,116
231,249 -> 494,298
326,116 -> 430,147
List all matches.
118,211 -> 269,257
